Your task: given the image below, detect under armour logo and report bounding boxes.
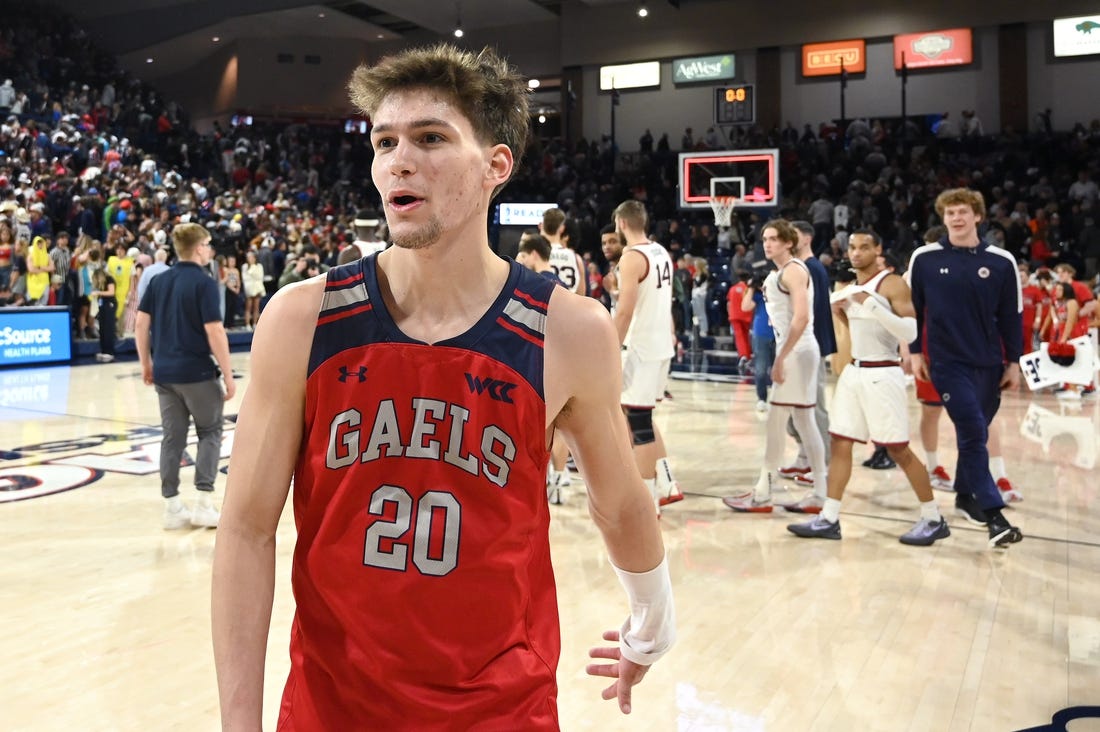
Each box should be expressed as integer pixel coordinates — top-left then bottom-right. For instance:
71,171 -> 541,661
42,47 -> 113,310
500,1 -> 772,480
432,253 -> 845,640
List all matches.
337,366 -> 368,383
464,373 -> 517,404
939,268 -> 950,274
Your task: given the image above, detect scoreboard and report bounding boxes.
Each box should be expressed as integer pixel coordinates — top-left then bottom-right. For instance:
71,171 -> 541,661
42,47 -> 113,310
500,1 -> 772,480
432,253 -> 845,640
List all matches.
714,84 -> 755,125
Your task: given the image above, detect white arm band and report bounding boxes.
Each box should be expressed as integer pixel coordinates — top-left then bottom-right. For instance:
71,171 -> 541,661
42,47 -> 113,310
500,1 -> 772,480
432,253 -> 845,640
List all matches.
612,555 -> 676,666
863,297 -> 917,345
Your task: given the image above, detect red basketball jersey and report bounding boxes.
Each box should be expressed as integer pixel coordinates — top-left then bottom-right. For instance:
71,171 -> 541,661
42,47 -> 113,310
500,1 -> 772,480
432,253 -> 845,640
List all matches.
279,257 -> 561,730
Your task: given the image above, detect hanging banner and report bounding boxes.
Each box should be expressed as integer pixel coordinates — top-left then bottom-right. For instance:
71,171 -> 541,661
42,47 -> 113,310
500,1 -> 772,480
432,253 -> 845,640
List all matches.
894,28 -> 973,69
802,40 -> 866,77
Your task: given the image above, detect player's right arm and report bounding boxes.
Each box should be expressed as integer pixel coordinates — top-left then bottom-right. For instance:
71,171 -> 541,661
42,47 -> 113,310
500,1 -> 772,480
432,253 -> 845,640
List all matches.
212,277 -> 324,731
611,249 -> 647,346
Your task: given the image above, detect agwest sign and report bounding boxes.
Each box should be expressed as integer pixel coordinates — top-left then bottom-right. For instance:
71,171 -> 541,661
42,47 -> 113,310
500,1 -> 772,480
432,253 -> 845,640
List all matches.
673,54 -> 735,84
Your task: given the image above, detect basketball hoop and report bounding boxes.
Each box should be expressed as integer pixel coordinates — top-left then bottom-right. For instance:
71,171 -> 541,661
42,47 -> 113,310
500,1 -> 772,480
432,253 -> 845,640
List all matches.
709,196 -> 737,228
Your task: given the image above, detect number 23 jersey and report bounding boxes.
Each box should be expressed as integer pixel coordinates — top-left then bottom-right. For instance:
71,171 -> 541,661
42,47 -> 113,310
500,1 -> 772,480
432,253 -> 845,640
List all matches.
280,256 -> 560,730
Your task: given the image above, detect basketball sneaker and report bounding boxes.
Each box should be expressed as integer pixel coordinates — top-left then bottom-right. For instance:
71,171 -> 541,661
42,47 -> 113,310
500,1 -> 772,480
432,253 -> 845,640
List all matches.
778,493 -> 824,514
898,517 -> 951,546
655,458 -> 684,507
162,503 -> 191,530
547,484 -> 564,506
191,503 -> 220,529
778,460 -> 810,479
792,472 -> 814,488
954,492 -> 988,526
987,512 -> 1023,548
997,478 -> 1023,502
754,400 -> 768,413
722,492 -> 773,513
787,515 -> 841,540
929,466 -> 954,491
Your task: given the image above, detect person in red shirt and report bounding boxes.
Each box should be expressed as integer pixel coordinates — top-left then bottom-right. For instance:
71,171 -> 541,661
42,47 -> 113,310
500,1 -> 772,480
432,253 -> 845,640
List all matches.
1053,263 -> 1096,321
212,43 -> 673,731
1018,263 -> 1044,352
727,269 -> 754,363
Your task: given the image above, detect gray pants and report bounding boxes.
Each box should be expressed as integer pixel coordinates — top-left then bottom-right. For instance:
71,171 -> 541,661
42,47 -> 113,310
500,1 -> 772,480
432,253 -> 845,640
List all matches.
787,358 -> 831,463
155,380 -> 224,497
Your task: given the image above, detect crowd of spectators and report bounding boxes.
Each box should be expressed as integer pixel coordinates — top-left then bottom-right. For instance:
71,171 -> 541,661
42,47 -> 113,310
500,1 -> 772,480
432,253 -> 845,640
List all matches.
3,1 -> 1100,356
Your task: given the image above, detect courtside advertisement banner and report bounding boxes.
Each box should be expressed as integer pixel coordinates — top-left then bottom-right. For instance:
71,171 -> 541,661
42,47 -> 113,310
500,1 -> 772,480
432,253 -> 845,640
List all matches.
801,40 -> 866,77
1053,15 -> 1100,57
893,28 -> 973,69
0,307 -> 72,368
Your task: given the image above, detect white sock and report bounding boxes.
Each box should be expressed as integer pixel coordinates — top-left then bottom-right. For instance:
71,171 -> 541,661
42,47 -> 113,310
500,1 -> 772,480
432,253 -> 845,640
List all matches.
753,468 -> 772,503
989,456 -> 1006,482
655,457 -> 676,488
925,451 -> 939,471
166,495 -> 183,512
919,499 -> 941,522
822,497 -> 842,523
197,492 -> 213,509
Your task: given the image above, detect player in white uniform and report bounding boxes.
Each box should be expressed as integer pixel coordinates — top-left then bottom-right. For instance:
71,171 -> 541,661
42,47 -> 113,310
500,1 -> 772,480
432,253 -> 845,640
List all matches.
541,207 -> 587,296
351,210 -> 387,257
724,219 -> 827,513
613,200 -> 682,511
788,230 -> 949,544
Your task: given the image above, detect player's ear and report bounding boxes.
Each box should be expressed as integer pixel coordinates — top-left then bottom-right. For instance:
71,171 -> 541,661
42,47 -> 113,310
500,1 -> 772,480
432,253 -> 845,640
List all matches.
485,144 -> 513,190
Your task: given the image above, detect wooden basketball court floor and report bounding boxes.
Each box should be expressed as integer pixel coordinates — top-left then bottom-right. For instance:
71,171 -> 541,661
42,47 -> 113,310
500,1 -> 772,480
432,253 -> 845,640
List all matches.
2,354 -> 1099,732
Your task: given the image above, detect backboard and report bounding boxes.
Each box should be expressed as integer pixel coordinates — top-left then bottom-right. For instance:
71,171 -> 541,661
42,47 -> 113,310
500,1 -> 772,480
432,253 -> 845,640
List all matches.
678,148 -> 780,210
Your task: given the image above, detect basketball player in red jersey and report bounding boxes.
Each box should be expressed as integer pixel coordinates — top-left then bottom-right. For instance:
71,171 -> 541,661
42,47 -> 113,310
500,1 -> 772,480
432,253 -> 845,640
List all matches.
212,44 -> 673,730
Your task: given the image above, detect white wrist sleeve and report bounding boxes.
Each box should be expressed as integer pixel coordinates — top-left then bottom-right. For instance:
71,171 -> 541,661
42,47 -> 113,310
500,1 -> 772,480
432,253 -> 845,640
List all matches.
612,555 -> 676,666
863,297 -> 917,345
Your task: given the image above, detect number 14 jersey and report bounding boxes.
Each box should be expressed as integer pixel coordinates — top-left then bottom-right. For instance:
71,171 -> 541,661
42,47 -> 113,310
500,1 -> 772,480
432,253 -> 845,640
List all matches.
280,256 -> 560,730
623,241 -> 675,361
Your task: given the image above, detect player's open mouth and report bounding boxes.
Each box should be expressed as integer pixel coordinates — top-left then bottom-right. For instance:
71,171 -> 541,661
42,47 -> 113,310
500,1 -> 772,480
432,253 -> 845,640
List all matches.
389,194 -> 423,212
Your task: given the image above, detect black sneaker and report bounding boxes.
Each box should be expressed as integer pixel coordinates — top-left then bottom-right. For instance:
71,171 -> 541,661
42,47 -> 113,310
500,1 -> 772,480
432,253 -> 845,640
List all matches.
987,512 -> 1023,547
869,451 -> 897,470
954,493 -> 988,526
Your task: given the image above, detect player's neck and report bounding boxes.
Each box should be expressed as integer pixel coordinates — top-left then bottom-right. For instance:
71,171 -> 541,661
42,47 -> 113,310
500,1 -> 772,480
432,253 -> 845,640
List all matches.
623,230 -> 648,248
855,265 -> 883,285
948,231 -> 980,248
377,239 -> 509,323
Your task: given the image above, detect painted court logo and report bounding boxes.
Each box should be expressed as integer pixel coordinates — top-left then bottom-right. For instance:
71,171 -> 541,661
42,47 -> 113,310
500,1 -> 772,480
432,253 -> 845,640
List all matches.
0,420 -> 236,502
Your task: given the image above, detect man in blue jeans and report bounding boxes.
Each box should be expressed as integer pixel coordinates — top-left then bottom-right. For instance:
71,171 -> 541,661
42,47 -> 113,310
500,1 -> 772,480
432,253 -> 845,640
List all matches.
908,188 -> 1023,547
738,263 -> 775,411
136,222 -> 236,530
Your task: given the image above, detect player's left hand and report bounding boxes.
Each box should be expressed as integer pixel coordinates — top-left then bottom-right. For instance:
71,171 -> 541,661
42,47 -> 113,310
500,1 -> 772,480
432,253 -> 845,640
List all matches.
586,630 -> 650,715
771,356 -> 785,384
1000,362 -> 1021,390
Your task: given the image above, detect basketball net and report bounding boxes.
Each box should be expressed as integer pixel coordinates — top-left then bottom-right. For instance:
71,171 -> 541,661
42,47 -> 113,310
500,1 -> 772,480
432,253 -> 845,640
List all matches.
709,196 -> 737,229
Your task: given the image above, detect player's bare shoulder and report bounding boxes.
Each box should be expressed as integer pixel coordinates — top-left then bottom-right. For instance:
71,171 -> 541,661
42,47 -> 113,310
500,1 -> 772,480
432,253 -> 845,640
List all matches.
250,274 -> 326,376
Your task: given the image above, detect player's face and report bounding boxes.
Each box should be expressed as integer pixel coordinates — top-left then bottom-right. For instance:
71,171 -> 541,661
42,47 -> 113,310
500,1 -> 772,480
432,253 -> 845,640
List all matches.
847,233 -> 880,271
1018,266 -> 1029,286
942,203 -> 981,241
370,87 -> 508,250
601,233 -> 623,263
761,227 -> 791,262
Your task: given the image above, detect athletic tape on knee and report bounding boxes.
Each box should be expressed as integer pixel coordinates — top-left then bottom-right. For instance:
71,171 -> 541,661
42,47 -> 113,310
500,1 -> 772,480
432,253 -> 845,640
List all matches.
626,407 -> 655,445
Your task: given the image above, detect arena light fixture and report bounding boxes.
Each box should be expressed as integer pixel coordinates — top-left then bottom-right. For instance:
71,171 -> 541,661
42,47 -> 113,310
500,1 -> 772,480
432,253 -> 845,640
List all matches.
528,78 -> 540,89
454,1 -> 464,38
637,3 -> 649,17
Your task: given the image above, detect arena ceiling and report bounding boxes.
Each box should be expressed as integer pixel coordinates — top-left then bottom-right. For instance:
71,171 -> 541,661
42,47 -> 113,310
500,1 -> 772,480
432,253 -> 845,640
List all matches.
46,0 -> 667,78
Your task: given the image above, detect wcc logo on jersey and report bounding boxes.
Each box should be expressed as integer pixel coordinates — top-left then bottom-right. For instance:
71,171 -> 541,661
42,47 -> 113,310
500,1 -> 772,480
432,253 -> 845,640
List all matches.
464,373 -> 517,404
